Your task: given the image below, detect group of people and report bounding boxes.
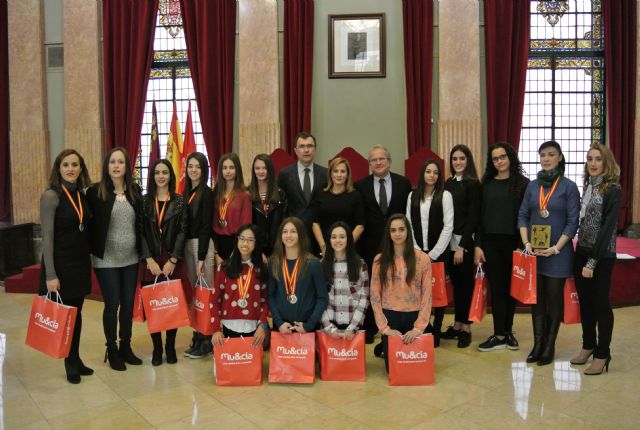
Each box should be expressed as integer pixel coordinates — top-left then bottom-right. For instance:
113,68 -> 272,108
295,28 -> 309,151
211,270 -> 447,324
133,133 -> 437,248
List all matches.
40,131 -> 621,384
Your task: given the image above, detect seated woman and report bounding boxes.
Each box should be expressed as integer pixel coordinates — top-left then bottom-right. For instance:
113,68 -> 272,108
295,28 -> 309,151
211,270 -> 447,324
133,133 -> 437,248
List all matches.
370,214 -> 433,371
211,224 -> 269,347
268,217 -> 329,334
320,222 -> 369,339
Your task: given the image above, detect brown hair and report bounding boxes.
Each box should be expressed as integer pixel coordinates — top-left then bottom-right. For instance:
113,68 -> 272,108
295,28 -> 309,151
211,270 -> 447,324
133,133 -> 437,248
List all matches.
324,157 -> 354,192
269,217 -> 315,282
97,147 -> 136,201
375,214 -> 416,290
48,149 -> 92,190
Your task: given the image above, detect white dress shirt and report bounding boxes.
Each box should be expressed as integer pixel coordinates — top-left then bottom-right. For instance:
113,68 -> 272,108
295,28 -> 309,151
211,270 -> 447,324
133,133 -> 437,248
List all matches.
297,161 -> 314,190
406,190 -> 454,261
373,172 -> 392,205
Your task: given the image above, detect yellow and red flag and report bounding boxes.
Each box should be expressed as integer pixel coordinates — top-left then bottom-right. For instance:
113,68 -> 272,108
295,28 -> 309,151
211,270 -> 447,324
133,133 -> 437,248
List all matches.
149,100 -> 161,169
165,101 -> 183,193
180,101 -> 197,192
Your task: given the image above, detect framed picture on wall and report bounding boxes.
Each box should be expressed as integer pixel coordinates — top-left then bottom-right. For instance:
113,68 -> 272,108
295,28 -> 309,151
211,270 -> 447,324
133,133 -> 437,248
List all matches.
328,13 -> 386,78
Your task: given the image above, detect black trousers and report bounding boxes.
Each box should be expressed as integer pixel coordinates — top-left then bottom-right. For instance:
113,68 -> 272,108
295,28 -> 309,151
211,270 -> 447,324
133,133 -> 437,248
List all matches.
59,295 -> 85,363
447,249 -> 475,325
94,263 -> 138,347
483,234 -> 518,336
222,326 -> 257,338
381,309 -> 424,372
574,254 -> 615,359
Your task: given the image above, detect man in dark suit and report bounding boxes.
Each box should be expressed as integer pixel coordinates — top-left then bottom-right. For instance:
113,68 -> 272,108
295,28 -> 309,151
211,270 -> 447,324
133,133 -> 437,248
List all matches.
355,145 -> 412,344
277,132 -> 327,252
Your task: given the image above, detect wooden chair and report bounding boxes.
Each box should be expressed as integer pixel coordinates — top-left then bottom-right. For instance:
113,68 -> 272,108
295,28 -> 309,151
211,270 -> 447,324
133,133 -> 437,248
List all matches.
404,146 -> 445,188
329,146 -> 369,182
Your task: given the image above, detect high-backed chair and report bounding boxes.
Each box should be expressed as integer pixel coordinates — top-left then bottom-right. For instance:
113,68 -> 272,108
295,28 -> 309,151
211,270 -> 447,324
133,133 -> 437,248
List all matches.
404,146 -> 445,188
269,148 -> 296,177
329,146 -> 369,182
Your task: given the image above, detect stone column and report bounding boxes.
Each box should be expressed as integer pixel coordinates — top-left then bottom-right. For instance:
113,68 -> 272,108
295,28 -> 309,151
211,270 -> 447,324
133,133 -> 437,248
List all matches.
64,0 -> 103,181
8,0 -> 49,223
238,0 -> 280,181
437,0 -> 483,176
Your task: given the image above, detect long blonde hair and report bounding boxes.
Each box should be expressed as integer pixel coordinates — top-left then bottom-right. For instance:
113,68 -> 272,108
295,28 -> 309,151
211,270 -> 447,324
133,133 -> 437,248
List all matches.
583,143 -> 620,192
324,157 -> 354,192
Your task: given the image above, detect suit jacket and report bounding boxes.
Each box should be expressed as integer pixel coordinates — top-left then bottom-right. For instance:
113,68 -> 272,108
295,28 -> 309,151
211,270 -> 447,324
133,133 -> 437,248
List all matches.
355,172 -> 412,267
277,162 -> 327,226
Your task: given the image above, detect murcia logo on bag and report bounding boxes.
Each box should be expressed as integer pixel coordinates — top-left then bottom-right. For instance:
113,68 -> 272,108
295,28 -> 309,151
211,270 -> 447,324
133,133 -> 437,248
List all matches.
513,265 -> 526,279
570,291 -> 579,303
327,347 -> 359,361
395,350 -> 428,363
220,352 -> 253,361
193,299 -> 205,311
34,312 -> 59,331
276,345 -> 308,359
149,296 -> 179,309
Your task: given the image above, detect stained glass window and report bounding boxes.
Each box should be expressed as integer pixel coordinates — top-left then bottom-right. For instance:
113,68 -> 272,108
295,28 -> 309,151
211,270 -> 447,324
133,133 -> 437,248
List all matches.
138,0 -> 209,191
519,0 -> 604,194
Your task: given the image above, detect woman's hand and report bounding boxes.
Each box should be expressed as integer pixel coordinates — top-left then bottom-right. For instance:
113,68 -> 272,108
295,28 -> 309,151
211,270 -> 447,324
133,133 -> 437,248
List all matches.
162,260 -> 176,276
402,329 -> 421,344
524,242 -> 533,254
196,260 -> 205,277
293,321 -> 307,333
212,331 -> 224,346
582,266 -> 594,278
252,326 -> 266,346
453,249 -> 464,265
384,329 -> 402,337
146,258 -> 162,276
343,330 -> 355,340
534,247 -> 557,258
329,330 -> 342,339
46,278 -> 60,293
474,247 -> 485,265
279,322 -> 294,334
214,254 -> 224,267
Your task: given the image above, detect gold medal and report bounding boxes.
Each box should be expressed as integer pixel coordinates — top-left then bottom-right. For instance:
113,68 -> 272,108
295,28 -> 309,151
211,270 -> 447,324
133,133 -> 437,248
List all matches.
282,257 -> 300,305
538,177 -> 559,220
236,265 -> 253,309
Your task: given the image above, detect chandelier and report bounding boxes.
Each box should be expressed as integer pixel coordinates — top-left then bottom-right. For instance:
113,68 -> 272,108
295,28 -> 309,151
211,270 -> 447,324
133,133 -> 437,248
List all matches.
537,1 -> 570,27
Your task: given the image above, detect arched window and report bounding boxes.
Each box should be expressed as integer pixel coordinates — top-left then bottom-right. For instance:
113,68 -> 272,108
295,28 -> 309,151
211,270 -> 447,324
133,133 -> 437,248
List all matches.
519,0 -> 604,194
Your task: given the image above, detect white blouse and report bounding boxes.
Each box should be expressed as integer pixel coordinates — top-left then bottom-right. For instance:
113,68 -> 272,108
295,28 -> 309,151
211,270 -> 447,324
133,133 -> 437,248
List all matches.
406,190 -> 454,261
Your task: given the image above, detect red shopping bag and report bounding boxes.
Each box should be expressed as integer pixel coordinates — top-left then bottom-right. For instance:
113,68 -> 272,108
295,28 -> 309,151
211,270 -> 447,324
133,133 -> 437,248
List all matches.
431,262 -> 448,307
190,277 -> 215,335
214,337 -> 263,386
445,274 -> 455,306
268,332 -> 315,384
25,294 -> 78,359
468,265 -> 488,323
510,250 -> 537,304
317,331 -> 366,381
563,279 -> 581,324
141,278 -> 191,333
132,282 -> 145,322
388,335 -> 435,386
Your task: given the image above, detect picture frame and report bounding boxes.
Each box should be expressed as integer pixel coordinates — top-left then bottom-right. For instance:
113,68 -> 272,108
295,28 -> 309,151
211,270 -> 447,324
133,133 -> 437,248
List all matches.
328,13 -> 386,79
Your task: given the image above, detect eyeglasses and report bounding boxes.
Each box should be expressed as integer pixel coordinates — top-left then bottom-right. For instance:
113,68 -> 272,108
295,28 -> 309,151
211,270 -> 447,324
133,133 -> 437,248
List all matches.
369,157 -> 389,164
491,154 -> 508,163
296,144 -> 316,150
238,236 -> 256,244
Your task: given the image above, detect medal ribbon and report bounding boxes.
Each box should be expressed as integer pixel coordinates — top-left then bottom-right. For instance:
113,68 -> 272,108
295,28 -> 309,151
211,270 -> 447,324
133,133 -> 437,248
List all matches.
155,194 -> 170,230
261,197 -> 269,215
539,177 -> 560,212
188,191 -> 197,205
219,192 -> 234,222
237,265 -> 254,300
282,257 -> 300,297
61,185 -> 84,226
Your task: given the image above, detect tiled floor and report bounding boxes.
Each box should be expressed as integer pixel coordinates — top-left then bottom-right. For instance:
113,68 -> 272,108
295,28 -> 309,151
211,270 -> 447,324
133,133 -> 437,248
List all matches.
1,291 -> 639,429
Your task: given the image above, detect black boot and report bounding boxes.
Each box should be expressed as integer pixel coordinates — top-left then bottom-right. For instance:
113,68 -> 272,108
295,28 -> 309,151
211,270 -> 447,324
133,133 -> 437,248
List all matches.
151,333 -> 163,366
538,313 -> 561,366
537,282 -> 564,366
526,309 -> 546,363
75,358 -> 94,376
165,330 -> 178,364
432,308 -> 444,348
104,344 -> 126,371
119,341 -> 142,365
64,358 -> 81,384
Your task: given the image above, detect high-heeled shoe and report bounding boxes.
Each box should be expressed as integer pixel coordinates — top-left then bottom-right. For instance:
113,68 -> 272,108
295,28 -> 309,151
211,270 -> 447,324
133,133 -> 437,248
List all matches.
64,358 -> 81,384
75,358 -> 94,376
584,356 -> 611,375
104,345 -> 126,371
570,349 -> 594,365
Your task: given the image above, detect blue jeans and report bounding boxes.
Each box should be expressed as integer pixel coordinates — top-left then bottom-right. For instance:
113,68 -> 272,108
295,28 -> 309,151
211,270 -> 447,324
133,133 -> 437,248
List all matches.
94,263 -> 139,347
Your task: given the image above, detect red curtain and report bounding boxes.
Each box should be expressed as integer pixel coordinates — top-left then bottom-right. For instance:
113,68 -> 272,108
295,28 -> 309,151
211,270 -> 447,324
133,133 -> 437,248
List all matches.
0,0 -> 10,221
402,0 -> 434,156
484,0 -> 530,150
102,0 -> 158,169
283,0 -> 314,154
603,0 -> 637,230
180,0 -> 236,173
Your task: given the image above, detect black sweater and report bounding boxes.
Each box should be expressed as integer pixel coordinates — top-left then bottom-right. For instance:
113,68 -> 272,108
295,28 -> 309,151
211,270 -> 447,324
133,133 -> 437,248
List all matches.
185,186 -> 214,261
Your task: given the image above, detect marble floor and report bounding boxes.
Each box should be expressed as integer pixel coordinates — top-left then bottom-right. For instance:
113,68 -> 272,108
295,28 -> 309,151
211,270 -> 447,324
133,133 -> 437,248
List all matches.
1,290 -> 639,430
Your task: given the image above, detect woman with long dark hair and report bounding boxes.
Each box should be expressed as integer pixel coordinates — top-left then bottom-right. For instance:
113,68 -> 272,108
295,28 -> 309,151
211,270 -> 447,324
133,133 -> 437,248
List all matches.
320,222 -> 369,338
213,153 -> 252,265
39,149 -> 93,383
181,152 -> 216,359
140,159 -> 188,366
518,140 -> 580,365
248,154 -> 287,258
441,145 -> 481,348
571,143 -> 621,375
86,147 -> 143,371
370,214 -> 432,371
211,224 -> 269,346
475,142 -> 529,352
406,160 -> 453,347
268,217 -> 328,334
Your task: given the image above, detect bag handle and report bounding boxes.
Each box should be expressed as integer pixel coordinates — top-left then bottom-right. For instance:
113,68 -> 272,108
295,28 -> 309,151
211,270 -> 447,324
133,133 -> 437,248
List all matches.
151,274 -> 171,287
45,291 -> 65,305
195,275 -> 211,290
475,263 -> 485,278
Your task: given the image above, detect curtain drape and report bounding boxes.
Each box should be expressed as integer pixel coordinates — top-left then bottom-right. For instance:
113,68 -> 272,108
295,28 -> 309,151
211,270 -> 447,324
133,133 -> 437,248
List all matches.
180,0 -> 236,174
102,0 -> 158,169
603,0 -> 637,230
0,0 -> 10,221
282,0 -> 314,154
484,0 -> 530,150
402,0 -> 434,155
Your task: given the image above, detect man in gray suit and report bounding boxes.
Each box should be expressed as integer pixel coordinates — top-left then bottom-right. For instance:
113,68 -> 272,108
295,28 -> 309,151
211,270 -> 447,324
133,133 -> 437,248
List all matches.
277,132 -> 327,253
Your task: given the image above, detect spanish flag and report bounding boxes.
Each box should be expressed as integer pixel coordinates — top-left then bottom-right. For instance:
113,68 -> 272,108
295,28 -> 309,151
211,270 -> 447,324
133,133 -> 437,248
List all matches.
165,101 -> 183,192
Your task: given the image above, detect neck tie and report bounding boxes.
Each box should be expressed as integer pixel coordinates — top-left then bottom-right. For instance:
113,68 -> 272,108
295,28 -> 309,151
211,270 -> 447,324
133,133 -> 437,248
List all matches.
303,168 -> 312,203
379,178 -> 388,214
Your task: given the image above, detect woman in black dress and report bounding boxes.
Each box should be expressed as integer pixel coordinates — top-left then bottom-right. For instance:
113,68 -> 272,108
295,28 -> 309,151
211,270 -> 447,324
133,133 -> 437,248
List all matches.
39,149 -> 93,384
140,159 -> 188,366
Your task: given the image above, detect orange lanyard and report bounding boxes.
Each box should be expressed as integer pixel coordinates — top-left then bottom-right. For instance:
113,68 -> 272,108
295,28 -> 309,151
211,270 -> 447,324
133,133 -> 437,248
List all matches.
282,258 -> 300,296
61,185 -> 84,226
219,192 -> 234,221
155,194 -> 170,230
539,177 -> 560,211
188,191 -> 197,205
237,265 -> 254,299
